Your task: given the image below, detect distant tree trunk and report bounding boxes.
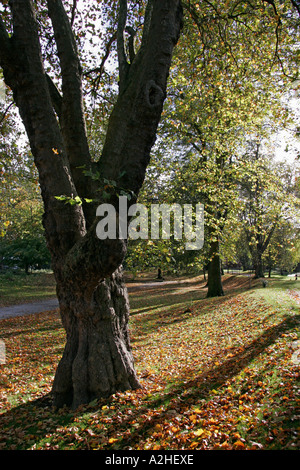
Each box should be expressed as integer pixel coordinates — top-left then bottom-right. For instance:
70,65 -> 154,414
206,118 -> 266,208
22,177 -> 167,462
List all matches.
268,267 -> 272,278
0,0 -> 183,409
254,261 -> 264,278
207,239 -> 224,297
252,246 -> 265,278
157,268 -> 163,279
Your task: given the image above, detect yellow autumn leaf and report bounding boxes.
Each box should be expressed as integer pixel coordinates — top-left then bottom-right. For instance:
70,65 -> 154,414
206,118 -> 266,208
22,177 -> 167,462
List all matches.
233,440 -> 245,449
194,428 -> 205,437
108,437 -> 118,444
193,408 -> 202,413
190,442 -> 198,449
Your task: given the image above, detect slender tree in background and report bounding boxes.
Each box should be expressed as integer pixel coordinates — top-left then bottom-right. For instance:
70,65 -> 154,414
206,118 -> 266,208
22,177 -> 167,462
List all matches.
239,145 -> 299,278
0,0 -> 182,409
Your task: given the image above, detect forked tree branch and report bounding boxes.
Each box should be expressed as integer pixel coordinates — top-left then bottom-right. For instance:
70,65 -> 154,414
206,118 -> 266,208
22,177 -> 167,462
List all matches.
0,101 -> 14,126
70,0 -> 78,27
0,16 -> 13,71
47,0 -> 92,200
99,0 -> 183,194
83,32 -> 117,96
46,74 -> 63,118
83,32 -> 117,79
2,0 -> 87,260
141,0 -> 154,48
125,26 -> 136,64
117,0 -> 130,91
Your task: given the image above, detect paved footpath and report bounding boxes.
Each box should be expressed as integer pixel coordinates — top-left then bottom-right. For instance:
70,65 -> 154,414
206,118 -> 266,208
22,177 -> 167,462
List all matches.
0,298 -> 59,320
0,283 -> 162,320
0,279 -> 190,320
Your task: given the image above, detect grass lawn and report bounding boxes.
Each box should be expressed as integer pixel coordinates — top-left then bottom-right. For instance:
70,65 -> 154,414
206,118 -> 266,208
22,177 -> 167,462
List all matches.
0,271 -> 56,307
0,273 -> 299,450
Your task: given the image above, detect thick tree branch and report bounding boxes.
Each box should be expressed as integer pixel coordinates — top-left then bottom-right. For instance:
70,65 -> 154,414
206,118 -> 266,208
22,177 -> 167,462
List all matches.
141,0 -> 154,48
5,0 -> 86,261
0,17 -> 10,61
99,0 -> 183,195
117,0 -> 130,91
70,0 -> 78,27
0,16 -> 14,78
46,74 -> 63,119
125,26 -> 136,64
47,0 -> 92,202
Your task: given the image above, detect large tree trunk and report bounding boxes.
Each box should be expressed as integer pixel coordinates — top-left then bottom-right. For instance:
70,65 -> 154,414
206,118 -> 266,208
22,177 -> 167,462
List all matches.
207,239 -> 224,298
52,267 -> 140,409
0,0 -> 183,409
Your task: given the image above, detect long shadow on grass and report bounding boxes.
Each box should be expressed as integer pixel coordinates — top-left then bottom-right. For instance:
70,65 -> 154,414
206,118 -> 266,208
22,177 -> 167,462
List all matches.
130,291 -> 245,341
129,285 -> 207,314
112,313 -> 300,449
129,275 -> 257,319
0,311 -> 62,341
261,279 -> 298,291
0,393 -> 75,450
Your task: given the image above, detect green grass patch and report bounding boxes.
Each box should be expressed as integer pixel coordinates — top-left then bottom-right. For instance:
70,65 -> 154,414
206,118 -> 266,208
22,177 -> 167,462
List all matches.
0,271 -> 56,307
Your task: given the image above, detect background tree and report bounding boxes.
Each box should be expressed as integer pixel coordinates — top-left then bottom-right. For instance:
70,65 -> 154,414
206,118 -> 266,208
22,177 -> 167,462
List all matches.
263,223 -> 300,277
238,144 -> 299,277
142,0 -> 299,294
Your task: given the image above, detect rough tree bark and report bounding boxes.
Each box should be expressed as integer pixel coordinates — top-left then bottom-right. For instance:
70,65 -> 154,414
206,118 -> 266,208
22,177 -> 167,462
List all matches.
246,223 -> 278,279
252,247 -> 265,279
0,0 -> 182,409
206,238 -> 224,298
